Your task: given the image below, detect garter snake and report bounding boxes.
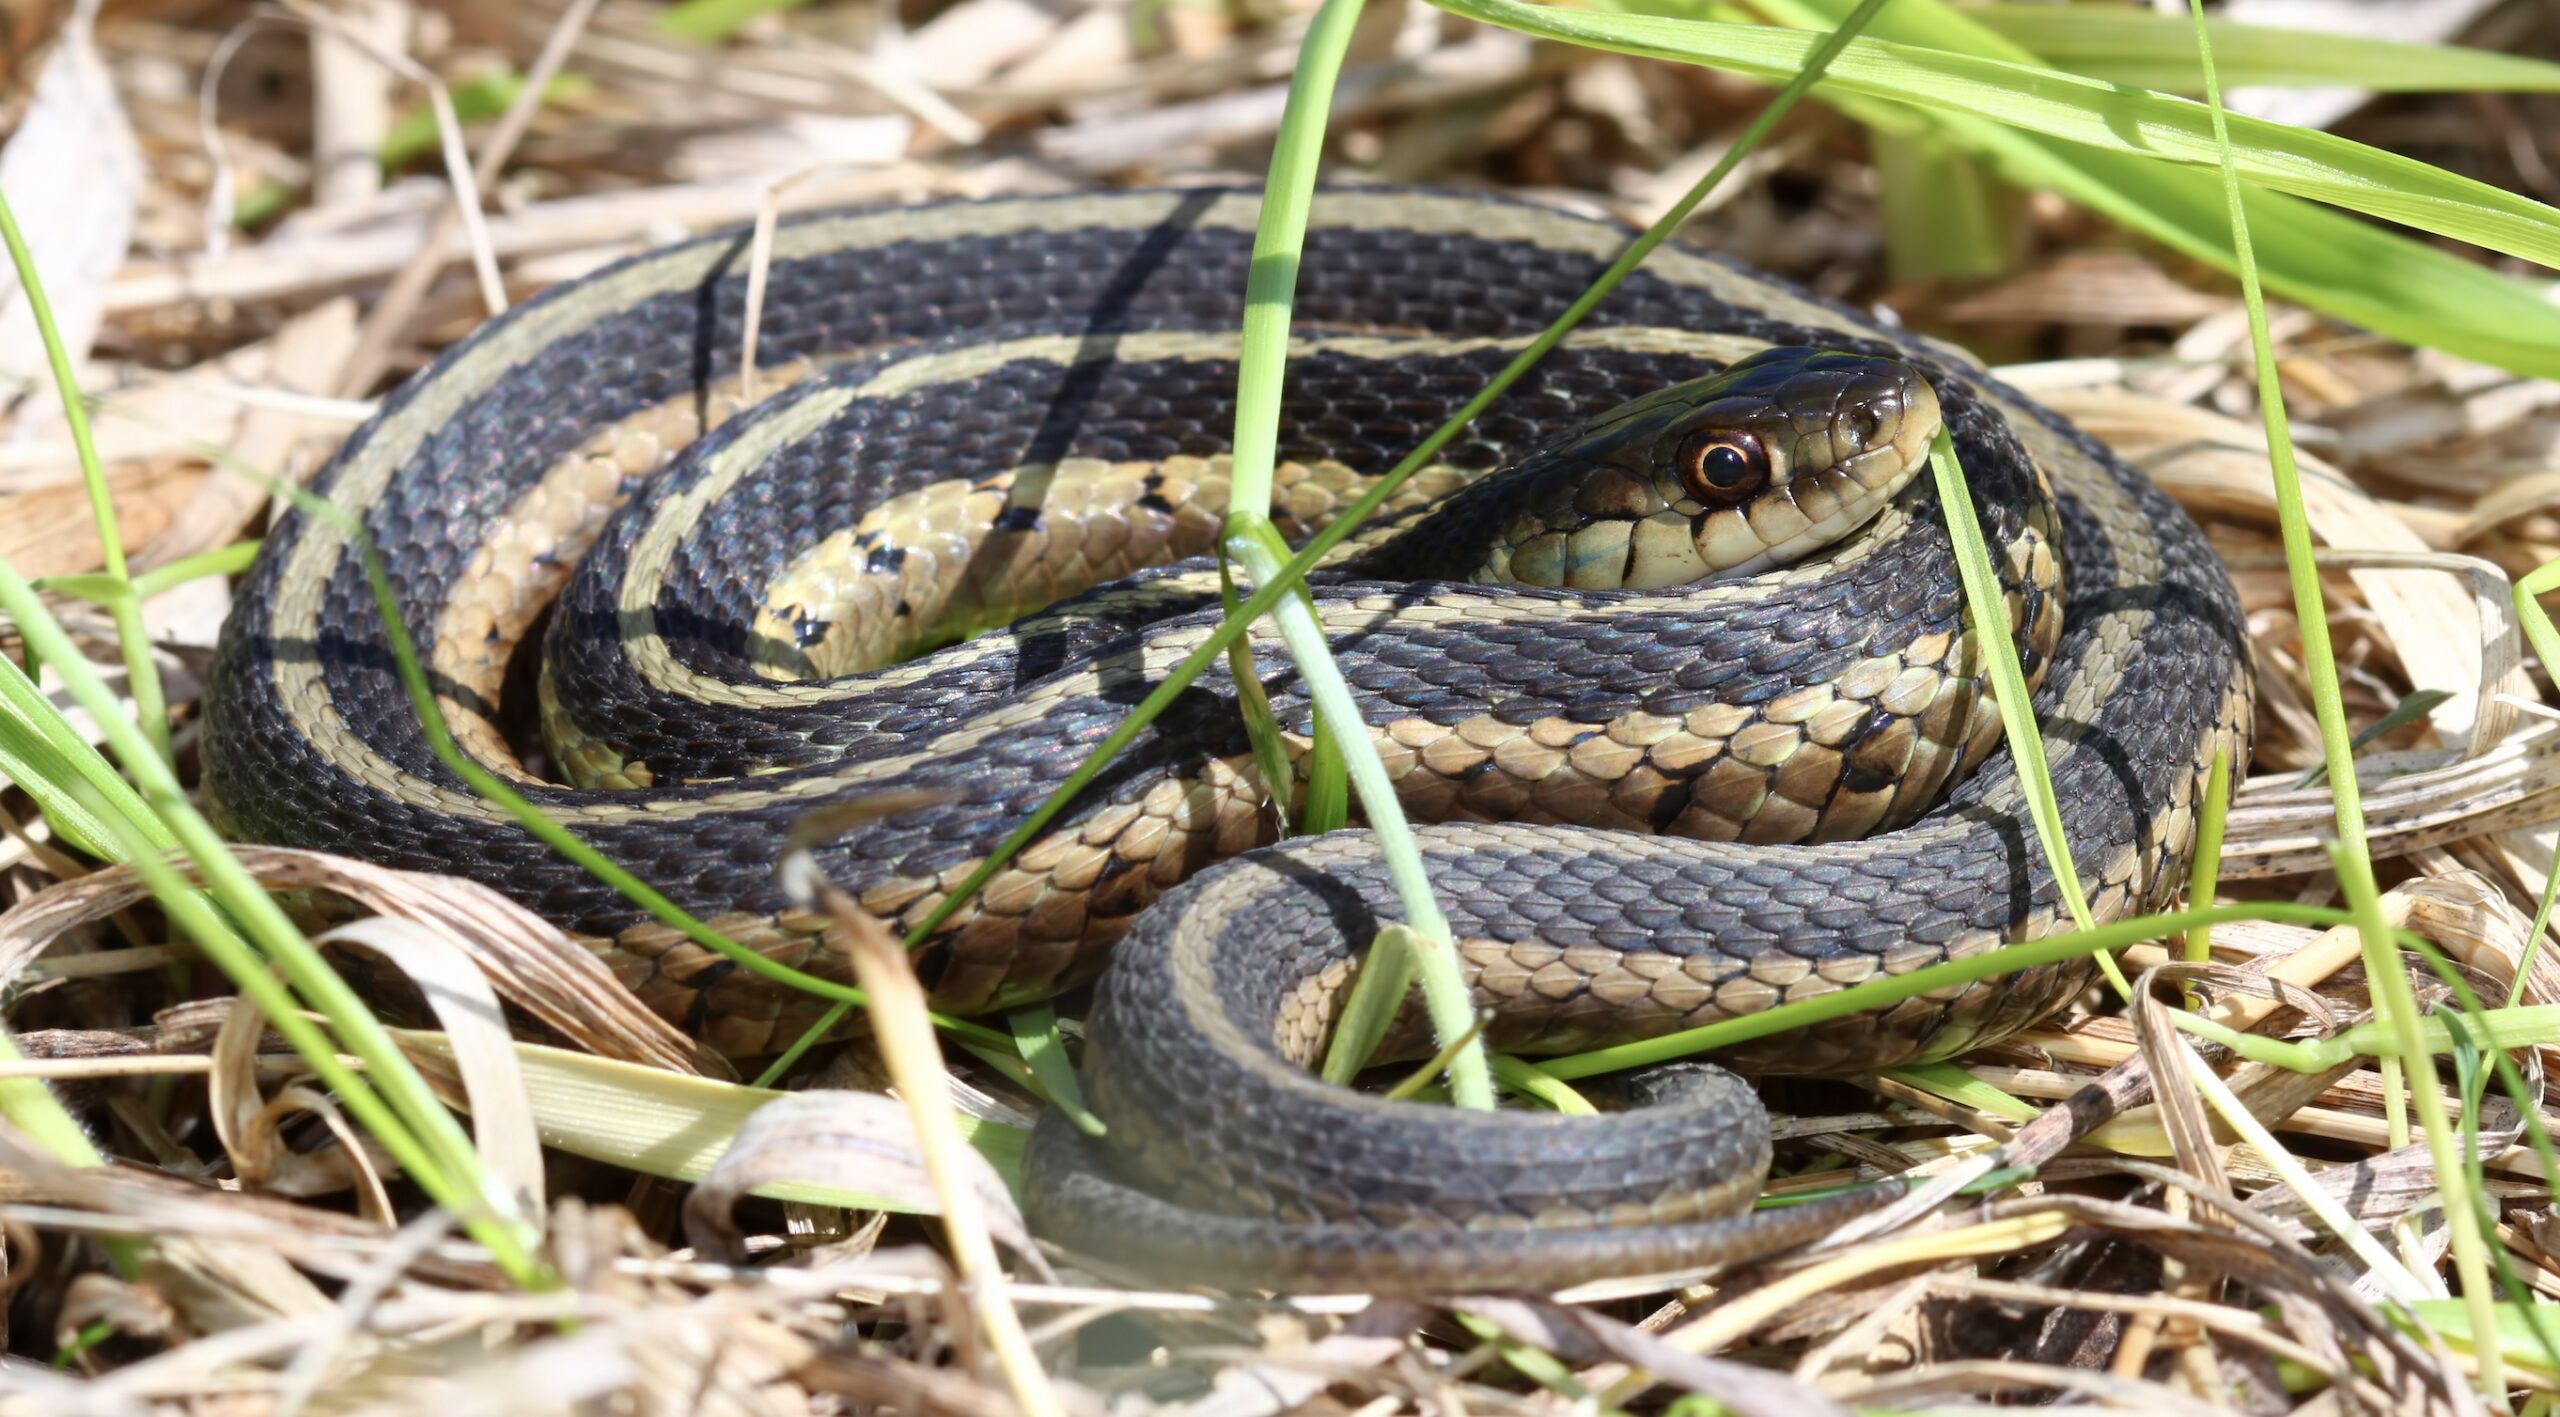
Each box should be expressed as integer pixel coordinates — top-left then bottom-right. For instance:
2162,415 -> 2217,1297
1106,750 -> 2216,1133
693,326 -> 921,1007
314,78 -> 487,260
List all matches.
203,187 -> 2253,1293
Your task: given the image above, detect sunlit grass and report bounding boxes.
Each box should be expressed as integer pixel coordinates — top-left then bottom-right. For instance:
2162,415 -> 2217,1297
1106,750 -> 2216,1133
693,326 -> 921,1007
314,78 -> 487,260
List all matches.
0,190 -> 552,1287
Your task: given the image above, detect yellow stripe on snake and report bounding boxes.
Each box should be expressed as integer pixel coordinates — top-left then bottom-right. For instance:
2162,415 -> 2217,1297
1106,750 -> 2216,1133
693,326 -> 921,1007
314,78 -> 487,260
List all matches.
204,187 -> 2253,1292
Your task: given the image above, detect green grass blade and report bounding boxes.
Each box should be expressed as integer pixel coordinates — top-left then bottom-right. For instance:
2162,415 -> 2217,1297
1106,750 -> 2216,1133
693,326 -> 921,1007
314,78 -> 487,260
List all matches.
2166,1009 -> 2341,1072
1223,0 -> 1484,1104
1298,719 -> 1349,834
0,1033 -> 139,1276
2184,746 -> 2228,967
2398,939 -> 2560,1377
1702,0 -> 2560,376
658,0 -> 812,43
1870,129 -> 2016,282
1426,2 -> 2560,268
1322,922 -> 1420,1085
50,767 -> 548,1284
0,1032 -> 107,1169
0,195 -> 549,1283
2511,560 -> 2560,1005
1381,1015 -> 1492,1102
380,71 -> 587,174
0,193 -> 168,765
0,650 -> 170,860
2290,687 -> 2454,789
1489,1056 -> 1595,1115
1532,901 -> 2370,1080
404,1032 -> 1027,1201
128,540 -> 261,600
1967,6 -> 2560,95
1007,1002 -> 1101,1134
1215,558 -> 1305,833
1221,0 -> 1361,523
2335,1006 -> 2560,1063
2176,0 -> 2499,1381
1222,526 -> 1491,1105
2178,1032 -> 2431,1302
28,574 -> 129,604
1883,1063 -> 2039,1124
1926,431 -> 2111,991
1212,0 -> 1459,1090
2404,1302 -> 2560,1388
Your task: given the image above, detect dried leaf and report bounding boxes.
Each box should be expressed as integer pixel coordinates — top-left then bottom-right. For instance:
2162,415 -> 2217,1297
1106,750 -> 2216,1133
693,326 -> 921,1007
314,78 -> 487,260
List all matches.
680,1089 -> 1041,1272
318,916 -> 544,1208
0,845 -> 702,1076
0,4 -> 137,384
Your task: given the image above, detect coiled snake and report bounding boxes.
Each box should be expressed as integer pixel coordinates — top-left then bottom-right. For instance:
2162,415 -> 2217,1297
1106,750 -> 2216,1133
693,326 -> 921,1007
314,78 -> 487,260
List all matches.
204,188 -> 2253,1292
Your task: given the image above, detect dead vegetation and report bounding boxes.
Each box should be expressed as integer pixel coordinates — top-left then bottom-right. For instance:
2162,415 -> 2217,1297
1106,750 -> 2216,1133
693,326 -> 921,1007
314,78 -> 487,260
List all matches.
4,0 -> 2560,1411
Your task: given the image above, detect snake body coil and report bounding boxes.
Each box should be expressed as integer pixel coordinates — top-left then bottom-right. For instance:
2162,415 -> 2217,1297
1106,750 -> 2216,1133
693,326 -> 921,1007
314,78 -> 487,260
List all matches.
205,188 -> 2253,1292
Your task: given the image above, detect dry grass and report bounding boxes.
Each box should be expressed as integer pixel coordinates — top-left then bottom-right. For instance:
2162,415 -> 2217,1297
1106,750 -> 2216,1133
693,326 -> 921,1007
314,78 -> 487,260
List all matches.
3,0 -> 2560,1411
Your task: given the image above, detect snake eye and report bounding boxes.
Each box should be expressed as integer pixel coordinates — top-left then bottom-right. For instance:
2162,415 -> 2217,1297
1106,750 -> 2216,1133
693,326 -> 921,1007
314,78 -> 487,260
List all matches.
1676,430 -> 1769,505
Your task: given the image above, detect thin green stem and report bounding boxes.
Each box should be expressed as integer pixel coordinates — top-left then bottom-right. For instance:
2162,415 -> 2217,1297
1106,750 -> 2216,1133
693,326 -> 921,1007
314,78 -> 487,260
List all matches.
2185,746 -> 2229,966
1226,527 -> 1486,1105
0,192 -> 169,764
2398,932 -> 2560,1379
0,193 -> 543,1282
1322,923 -> 1420,1085
2163,1009 -> 2330,1071
1534,900 -> 2370,1080
0,645 -> 170,860
1222,0 -> 1364,519
1489,1056 -> 1597,1115
0,555 -> 547,1283
2509,561 -> 2560,1007
2185,0 -> 2498,1388
1216,557 -> 1308,833
1925,430 -> 2116,998
2179,1001 -> 2560,1074
0,1033 -> 141,1277
2182,1034 -> 2429,1302
133,541 -> 261,599
1224,0 -> 1483,1108
1383,1016 -> 1492,1103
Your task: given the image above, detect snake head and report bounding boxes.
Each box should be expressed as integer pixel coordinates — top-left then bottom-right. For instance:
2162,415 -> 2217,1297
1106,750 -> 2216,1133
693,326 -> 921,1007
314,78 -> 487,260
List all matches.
1488,347 -> 1941,590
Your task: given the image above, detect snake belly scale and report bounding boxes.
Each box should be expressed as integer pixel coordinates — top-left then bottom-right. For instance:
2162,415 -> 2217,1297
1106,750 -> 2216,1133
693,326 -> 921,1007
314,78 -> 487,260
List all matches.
203,187 -> 2253,1292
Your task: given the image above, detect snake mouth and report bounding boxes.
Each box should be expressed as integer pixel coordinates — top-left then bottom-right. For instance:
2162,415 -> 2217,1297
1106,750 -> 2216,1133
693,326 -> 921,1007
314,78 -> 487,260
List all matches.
1484,347 -> 1942,591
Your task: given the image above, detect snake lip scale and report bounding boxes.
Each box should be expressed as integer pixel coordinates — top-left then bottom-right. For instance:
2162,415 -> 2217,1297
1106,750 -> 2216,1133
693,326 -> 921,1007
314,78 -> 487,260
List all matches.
203,186 -> 2255,1293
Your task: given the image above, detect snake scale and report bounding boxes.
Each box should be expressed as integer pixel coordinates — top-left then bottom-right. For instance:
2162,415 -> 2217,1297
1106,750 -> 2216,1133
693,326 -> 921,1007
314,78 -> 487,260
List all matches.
203,187 -> 2254,1292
